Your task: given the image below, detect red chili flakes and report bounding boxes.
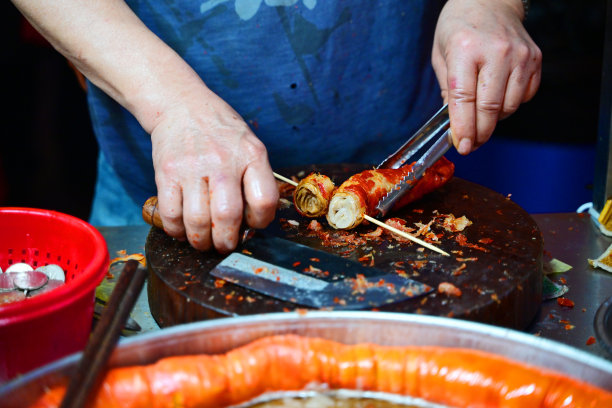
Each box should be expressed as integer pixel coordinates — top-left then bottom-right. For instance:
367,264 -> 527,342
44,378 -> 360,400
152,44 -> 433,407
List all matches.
361,226 -> 383,238
214,279 -> 226,288
308,219 -> 323,232
292,261 -> 301,267
225,293 -> 234,300
333,297 -> 347,306
350,274 -> 372,294
310,257 -> 320,262
456,257 -> 478,262
451,263 -> 467,276
412,208 -> 424,213
408,260 -> 428,270
303,265 -> 328,278
437,282 -> 462,297
358,253 -> 375,266
491,293 -> 501,304
455,234 -> 489,253
586,336 -> 596,345
254,267 -> 264,274
557,297 -> 575,308
241,249 -> 253,255
559,277 -> 567,284
564,324 -> 575,331
478,238 -> 493,244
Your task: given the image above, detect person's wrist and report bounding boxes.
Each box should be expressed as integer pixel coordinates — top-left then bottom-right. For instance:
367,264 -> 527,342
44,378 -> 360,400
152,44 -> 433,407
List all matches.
521,0 -> 530,19
501,0 -> 528,21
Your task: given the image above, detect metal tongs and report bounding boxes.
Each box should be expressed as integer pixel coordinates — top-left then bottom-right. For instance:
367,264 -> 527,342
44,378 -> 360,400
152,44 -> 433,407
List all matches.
375,104 -> 452,217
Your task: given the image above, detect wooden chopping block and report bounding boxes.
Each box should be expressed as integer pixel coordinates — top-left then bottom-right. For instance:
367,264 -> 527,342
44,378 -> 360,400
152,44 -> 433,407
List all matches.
145,164 -> 543,330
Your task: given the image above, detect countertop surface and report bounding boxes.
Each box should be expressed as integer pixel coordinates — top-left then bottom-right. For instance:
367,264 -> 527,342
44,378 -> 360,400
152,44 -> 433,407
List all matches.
96,212 -> 612,361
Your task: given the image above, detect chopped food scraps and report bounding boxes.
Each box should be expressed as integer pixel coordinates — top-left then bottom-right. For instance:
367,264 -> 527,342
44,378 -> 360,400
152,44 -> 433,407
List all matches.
588,243 -> 612,273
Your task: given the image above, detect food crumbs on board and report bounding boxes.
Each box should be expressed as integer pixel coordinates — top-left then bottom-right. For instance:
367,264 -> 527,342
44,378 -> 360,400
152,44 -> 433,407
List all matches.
438,282 -> 462,297
451,263 -> 467,276
242,249 -> 253,255
110,252 -> 146,267
214,279 -> 226,288
586,336 -> 596,345
564,324 -> 575,331
557,297 -> 575,308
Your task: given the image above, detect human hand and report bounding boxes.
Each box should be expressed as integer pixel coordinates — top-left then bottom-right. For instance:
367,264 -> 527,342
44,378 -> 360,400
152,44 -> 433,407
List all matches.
432,0 -> 542,154
150,89 -> 278,253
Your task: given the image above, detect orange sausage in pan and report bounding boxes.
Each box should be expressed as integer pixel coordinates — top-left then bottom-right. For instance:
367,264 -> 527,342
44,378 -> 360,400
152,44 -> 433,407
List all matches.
32,334 -> 611,408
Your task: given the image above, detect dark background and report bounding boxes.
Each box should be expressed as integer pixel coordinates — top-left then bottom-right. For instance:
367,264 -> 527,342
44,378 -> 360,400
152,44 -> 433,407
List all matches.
1,1 -> 607,220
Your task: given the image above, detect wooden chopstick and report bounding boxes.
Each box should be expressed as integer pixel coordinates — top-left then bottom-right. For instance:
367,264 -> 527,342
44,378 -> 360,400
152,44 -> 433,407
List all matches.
59,259 -> 147,408
273,172 -> 450,257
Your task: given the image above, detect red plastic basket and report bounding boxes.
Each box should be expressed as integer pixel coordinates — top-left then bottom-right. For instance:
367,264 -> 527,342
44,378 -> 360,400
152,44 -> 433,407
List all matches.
0,208 -> 109,382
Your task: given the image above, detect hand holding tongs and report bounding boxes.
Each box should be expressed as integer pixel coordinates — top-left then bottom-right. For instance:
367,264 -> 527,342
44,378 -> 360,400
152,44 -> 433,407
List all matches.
375,104 -> 452,217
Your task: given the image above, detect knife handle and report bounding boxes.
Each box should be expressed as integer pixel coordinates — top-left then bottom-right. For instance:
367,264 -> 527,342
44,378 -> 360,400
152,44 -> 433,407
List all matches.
142,196 -> 255,243
142,196 -> 163,229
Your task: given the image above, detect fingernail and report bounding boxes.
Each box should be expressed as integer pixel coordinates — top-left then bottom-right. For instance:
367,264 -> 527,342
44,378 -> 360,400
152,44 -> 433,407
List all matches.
458,138 -> 472,155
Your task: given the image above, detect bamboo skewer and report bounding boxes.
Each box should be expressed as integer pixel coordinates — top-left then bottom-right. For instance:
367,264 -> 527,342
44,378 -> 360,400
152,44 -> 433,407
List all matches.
273,172 -> 450,257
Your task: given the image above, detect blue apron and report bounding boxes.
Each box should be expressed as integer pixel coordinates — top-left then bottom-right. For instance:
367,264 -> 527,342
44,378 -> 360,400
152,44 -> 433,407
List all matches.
88,0 -> 444,225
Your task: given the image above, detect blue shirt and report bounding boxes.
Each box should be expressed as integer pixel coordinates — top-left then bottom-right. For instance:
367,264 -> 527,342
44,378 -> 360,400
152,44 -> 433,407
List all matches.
87,0 -> 444,224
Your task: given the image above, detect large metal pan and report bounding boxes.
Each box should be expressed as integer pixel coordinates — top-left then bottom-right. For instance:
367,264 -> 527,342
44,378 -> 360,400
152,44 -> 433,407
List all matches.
1,311 -> 611,407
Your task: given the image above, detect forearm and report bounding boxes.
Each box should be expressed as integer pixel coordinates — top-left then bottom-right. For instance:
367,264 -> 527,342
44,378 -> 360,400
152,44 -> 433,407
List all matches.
446,0 -> 526,21
11,0 -> 206,133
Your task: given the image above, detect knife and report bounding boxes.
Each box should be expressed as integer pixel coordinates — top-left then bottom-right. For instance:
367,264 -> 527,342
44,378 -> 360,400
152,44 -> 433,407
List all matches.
210,233 -> 433,310
375,104 -> 453,217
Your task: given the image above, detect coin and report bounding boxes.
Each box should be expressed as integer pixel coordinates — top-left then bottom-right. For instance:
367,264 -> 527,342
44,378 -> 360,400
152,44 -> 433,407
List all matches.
10,271 -> 48,291
35,264 -> 66,282
5,262 -> 34,273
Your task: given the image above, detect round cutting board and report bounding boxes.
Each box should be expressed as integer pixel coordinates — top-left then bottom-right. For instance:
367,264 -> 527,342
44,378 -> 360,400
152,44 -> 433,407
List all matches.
146,164 -> 543,330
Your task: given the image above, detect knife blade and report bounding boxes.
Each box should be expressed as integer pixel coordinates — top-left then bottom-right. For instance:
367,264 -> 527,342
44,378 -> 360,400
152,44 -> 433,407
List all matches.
210,234 -> 432,310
